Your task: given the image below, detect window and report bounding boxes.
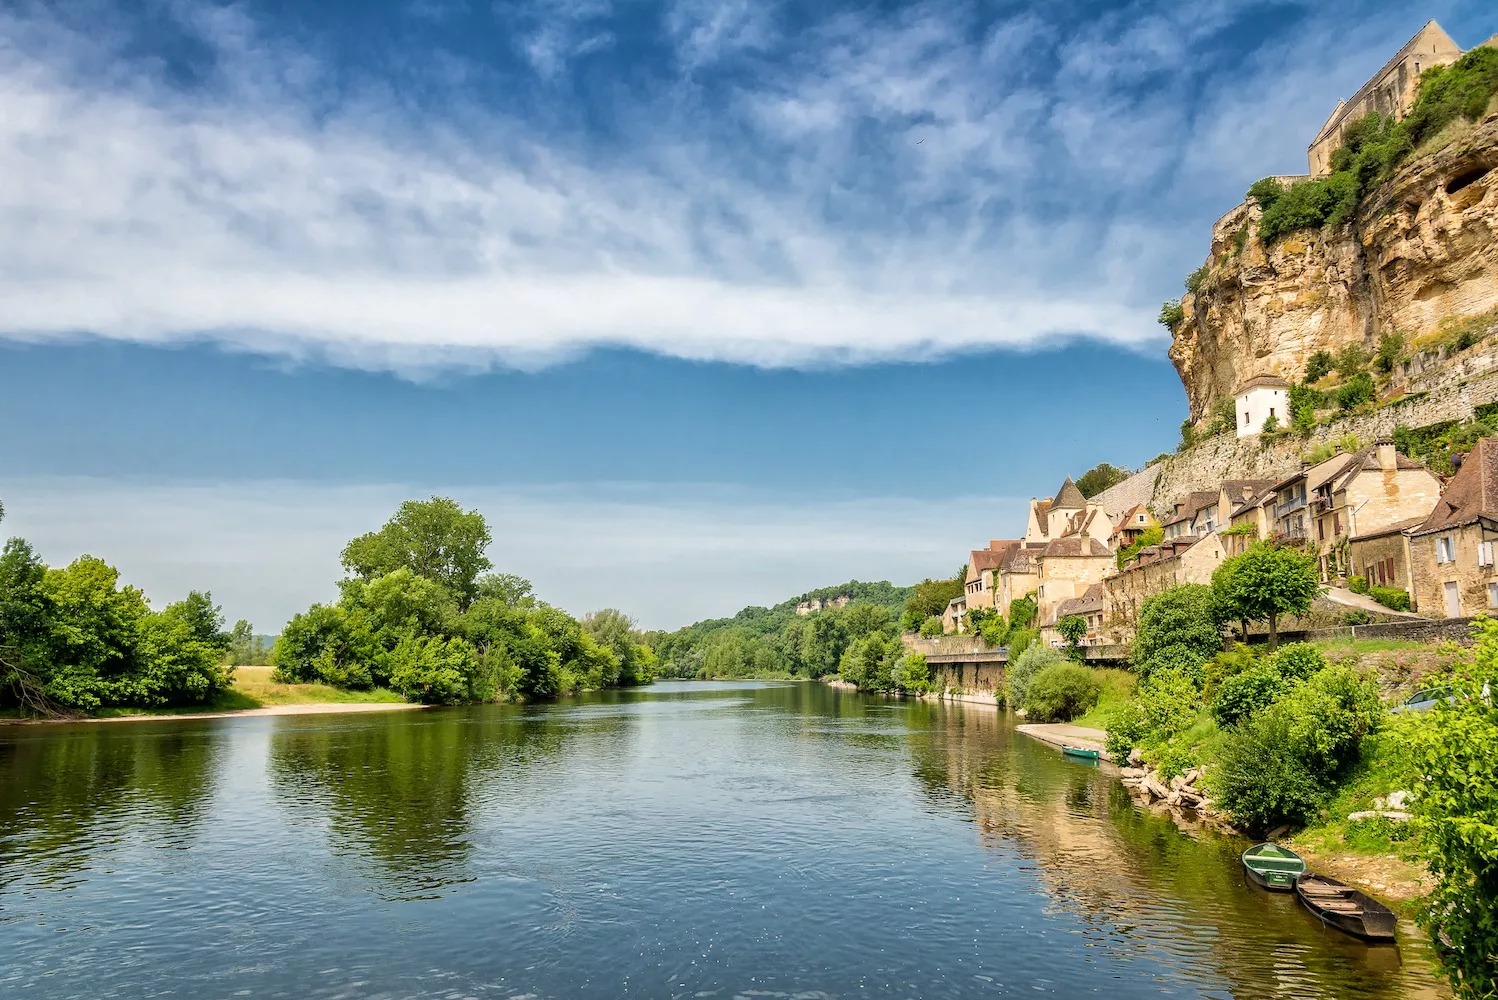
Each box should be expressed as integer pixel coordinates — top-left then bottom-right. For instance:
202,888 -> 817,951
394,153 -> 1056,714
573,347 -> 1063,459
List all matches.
1243,412 -> 1249,426
1269,407 -> 1276,418
1480,541 -> 1494,567
1437,537 -> 1455,563
1137,514 -> 1145,524
1333,512 -> 1341,535
1489,583 -> 1498,608
1318,520 -> 1325,540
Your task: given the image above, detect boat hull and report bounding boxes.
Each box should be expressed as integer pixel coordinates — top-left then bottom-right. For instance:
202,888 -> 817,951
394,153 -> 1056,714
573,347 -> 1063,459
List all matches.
1241,843 -> 1306,892
1295,873 -> 1398,942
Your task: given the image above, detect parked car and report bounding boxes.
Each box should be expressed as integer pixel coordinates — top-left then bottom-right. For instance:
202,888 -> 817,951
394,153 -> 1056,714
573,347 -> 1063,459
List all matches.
1390,686 -> 1457,714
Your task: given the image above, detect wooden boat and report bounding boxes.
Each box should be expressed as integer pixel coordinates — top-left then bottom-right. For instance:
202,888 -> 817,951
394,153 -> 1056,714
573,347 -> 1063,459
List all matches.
1241,842 -> 1306,890
1295,872 -> 1398,942
1061,745 -> 1100,761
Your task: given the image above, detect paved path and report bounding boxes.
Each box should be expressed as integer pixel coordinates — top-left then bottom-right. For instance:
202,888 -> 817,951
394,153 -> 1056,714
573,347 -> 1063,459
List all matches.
1016,723 -> 1111,760
1322,587 -> 1423,618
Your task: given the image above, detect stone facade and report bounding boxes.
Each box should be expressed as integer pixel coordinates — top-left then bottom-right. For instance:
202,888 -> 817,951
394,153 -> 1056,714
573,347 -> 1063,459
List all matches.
1348,526 -> 1416,595
1307,21 -> 1464,176
1405,525 -> 1498,616
1103,534 -> 1225,639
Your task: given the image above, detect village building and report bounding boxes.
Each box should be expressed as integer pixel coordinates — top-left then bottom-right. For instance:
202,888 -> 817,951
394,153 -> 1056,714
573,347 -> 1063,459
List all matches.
1161,491 -> 1219,540
1040,583 -> 1108,649
1308,444 -> 1441,582
1030,478 -> 1115,626
996,542 -> 1045,620
1234,376 -> 1290,437
1104,533 -> 1226,637
963,541 -> 1019,613
1307,21 -> 1465,176
1110,504 -> 1158,551
1408,438 -> 1498,617
1348,517 -> 1426,598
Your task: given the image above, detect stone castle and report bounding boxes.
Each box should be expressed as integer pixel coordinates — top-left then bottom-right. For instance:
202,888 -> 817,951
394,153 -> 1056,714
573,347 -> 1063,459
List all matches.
1170,19 -> 1498,427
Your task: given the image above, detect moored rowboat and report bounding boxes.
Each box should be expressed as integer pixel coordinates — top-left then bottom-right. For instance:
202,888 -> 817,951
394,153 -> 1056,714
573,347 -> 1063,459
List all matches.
1061,745 -> 1100,761
1295,871 -> 1398,942
1241,842 -> 1306,891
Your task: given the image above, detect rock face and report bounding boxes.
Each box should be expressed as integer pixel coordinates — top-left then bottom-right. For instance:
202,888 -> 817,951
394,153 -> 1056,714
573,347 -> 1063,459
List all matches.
1172,113 -> 1498,424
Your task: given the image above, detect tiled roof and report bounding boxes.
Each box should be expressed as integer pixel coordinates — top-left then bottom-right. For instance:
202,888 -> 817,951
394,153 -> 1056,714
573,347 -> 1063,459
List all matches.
1235,374 -> 1290,392
1413,437 -> 1498,535
1326,446 -> 1430,493
1032,498 -> 1053,537
1042,536 -> 1111,558
1162,490 -> 1218,527
1221,479 -> 1276,507
1052,477 -> 1087,511
1056,583 -> 1107,617
1001,543 -> 1045,574
1350,516 -> 1427,541
969,545 -> 1013,574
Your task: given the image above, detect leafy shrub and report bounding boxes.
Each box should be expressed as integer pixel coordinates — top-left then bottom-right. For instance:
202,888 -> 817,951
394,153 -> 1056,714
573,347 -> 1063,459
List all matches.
1006,628 -> 1038,661
1185,265 -> 1210,296
1212,664 -> 1286,728
1335,343 -> 1370,379
1334,372 -> 1375,411
1305,350 -> 1334,383
1159,299 -> 1185,330
1024,663 -> 1102,722
1288,382 -> 1321,434
978,619 -> 1006,647
1348,574 -> 1369,595
1008,596 -> 1037,630
919,616 -> 944,638
1341,609 -> 1373,626
1133,584 -> 1223,682
895,653 -> 930,694
1370,586 -> 1411,612
1212,664 -> 1383,830
389,634 -> 477,705
1403,616 -> 1498,997
1203,642 -> 1261,695
1103,668 -> 1201,763
1269,643 -> 1326,681
1006,644 -> 1063,712
1375,331 -> 1404,374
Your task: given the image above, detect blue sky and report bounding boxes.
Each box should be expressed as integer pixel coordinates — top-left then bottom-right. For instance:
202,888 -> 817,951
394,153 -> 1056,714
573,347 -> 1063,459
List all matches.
1,0 -> 1493,629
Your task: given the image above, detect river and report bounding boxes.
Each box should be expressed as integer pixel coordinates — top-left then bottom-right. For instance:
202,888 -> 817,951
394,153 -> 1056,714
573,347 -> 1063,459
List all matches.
0,680 -> 1446,998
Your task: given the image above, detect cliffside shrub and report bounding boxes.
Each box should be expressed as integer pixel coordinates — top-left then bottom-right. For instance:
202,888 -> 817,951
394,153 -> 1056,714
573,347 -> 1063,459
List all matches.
1158,299 -> 1184,330
1369,586 -> 1411,612
1335,343 -> 1370,378
1006,643 -> 1063,711
1024,663 -> 1102,723
1075,462 -> 1130,498
1334,371 -> 1375,411
1376,331 -> 1405,374
1185,265 -> 1210,296
1403,616 -> 1498,998
1305,350 -> 1334,383
1288,382 -> 1320,434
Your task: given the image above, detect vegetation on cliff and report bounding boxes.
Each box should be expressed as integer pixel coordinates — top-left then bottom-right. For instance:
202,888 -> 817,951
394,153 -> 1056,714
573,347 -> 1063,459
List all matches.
275,498 -> 655,704
0,500 -> 236,715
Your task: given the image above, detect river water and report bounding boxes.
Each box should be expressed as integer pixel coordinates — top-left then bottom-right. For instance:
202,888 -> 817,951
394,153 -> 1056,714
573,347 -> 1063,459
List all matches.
0,681 -> 1446,999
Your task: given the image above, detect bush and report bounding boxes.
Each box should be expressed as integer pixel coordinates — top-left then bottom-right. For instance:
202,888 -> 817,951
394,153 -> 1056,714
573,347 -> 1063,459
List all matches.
1375,331 -> 1404,374
1269,642 -> 1326,681
1024,663 -> 1102,723
1185,265 -> 1210,296
1203,643 -> 1261,695
894,653 -> 930,694
1103,668 -> 1200,763
1133,584 -> 1224,682
1006,644 -> 1063,712
1341,609 -> 1373,625
1158,299 -> 1185,329
978,619 -> 1006,647
1334,371 -> 1375,411
1348,574 -> 1369,595
1305,350 -> 1334,383
1212,664 -> 1285,728
388,634 -> 477,705
1369,586 -> 1410,612
919,616 -> 944,638
1335,343 -> 1369,379
1212,664 -> 1383,830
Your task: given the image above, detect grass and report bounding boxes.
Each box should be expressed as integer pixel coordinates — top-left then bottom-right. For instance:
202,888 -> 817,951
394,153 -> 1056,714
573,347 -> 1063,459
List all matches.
228,665 -> 405,707
1312,637 -> 1429,655
1072,667 -> 1137,730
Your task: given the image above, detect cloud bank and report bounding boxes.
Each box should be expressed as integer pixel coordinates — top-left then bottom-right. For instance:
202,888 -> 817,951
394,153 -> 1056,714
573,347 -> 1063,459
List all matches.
0,477 -> 1025,632
0,0 -> 1453,372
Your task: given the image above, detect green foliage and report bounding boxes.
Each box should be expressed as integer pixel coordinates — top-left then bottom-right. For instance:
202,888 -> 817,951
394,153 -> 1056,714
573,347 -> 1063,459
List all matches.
1269,642 -> 1327,681
1178,417 -> 1197,453
1005,627 -> 1038,661
1007,596 -> 1037,630
340,497 -> 493,610
918,616 -> 944,638
1212,664 -> 1285,728
1402,616 -> 1498,997
1116,524 -> 1164,569
1261,413 -> 1280,435
1341,609 -> 1374,626
1158,299 -> 1184,330
1184,265 -> 1210,296
978,618 -> 1007,647
1212,543 -> 1320,646
1303,432 -> 1362,466
1103,668 -> 1201,763
1202,396 -> 1239,439
1334,343 -> 1369,379
903,576 -> 964,622
1023,663 -> 1102,723
894,653 -> 930,694
1375,331 -> 1405,374
1348,574 -> 1369,595
1075,462 -> 1130,499
1305,350 -> 1334,383
1333,371 -> 1375,411
1133,584 -> 1224,681
1056,615 -> 1087,659
1369,586 -> 1411,612
1394,411 -> 1498,476
1288,382 -> 1321,434
1006,643 -> 1063,711
1211,664 -> 1383,831
388,634 -> 478,705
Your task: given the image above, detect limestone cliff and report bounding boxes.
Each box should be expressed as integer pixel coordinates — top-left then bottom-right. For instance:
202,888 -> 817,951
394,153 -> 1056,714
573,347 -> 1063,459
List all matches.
1172,113 -> 1498,424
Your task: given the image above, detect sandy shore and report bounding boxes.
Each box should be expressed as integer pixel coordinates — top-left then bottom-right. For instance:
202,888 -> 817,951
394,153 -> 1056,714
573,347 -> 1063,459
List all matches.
1016,722 -> 1111,759
2,702 -> 427,726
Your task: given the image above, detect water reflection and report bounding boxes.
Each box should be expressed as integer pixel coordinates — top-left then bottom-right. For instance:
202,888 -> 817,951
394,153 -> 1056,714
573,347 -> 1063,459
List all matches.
899,698 -> 1445,999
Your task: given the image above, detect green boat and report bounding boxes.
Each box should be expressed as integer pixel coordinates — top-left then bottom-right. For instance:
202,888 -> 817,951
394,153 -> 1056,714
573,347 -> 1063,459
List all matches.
1061,745 -> 1101,761
1241,843 -> 1306,891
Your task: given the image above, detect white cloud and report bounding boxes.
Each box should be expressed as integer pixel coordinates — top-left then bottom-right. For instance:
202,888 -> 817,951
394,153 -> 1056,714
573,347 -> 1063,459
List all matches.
0,478 -> 1025,631
0,1 -> 1438,374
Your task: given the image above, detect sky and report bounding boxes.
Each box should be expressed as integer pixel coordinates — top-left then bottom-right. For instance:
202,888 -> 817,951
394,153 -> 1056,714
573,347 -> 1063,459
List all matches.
1,0 -> 1493,630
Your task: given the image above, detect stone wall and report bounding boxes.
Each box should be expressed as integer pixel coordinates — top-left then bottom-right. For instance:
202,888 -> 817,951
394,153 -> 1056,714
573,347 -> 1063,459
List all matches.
928,660 -> 1004,695
1244,616 -> 1481,647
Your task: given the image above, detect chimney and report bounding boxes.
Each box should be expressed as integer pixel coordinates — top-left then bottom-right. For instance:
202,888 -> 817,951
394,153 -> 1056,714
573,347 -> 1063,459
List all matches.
1376,440 -> 1397,472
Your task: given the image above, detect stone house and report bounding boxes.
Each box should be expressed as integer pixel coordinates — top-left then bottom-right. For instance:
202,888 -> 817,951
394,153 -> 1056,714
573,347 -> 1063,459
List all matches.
1234,375 -> 1291,437
942,595 -> 966,634
963,541 -> 1019,613
1307,21 -> 1465,176
1307,444 -> 1442,582
1161,491 -> 1219,541
1408,437 -> 1498,617
1227,489 -> 1276,555
1348,518 -> 1426,598
1035,536 -> 1115,627
1104,533 -> 1227,638
1040,584 -> 1108,648
996,542 -> 1045,621
1110,504 -> 1158,551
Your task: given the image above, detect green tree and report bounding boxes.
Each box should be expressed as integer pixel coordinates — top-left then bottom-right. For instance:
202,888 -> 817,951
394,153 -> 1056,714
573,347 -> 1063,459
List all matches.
1212,544 -> 1320,648
474,572 -> 534,607
918,616 -> 944,638
904,575 -> 964,622
1304,350 -> 1334,383
1056,615 -> 1087,660
228,619 -> 255,666
1402,618 -> 1498,997
1375,331 -> 1405,374
340,497 -> 493,609
1006,643 -> 1063,710
1133,584 -> 1224,680
1075,463 -> 1130,499
1008,595 -> 1037,630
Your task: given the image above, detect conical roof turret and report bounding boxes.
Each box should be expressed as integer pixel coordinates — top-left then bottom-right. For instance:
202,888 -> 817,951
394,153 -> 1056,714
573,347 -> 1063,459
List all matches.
1052,477 -> 1086,510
